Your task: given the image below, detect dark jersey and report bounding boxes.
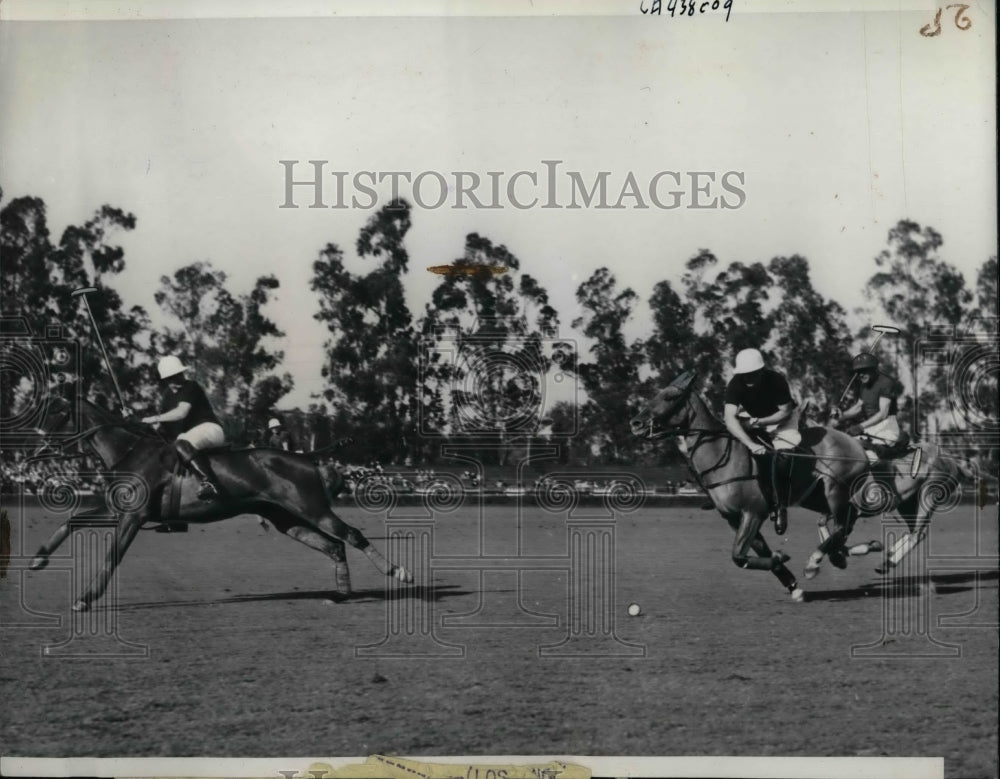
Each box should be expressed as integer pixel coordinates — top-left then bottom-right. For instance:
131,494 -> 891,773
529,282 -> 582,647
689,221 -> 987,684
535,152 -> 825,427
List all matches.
858,373 -> 898,418
161,379 -> 221,439
268,430 -> 297,451
724,368 -> 795,418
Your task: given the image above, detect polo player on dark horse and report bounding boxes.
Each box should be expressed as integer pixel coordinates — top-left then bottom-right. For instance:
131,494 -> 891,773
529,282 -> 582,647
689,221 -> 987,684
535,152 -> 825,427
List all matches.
29,354 -> 412,611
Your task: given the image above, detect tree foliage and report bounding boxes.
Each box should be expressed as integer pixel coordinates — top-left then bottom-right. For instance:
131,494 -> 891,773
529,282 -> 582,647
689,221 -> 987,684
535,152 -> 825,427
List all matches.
863,219 -> 974,436
572,267 -> 645,463
418,232 -> 568,464
311,199 -> 420,463
154,262 -> 289,438
0,190 -> 150,415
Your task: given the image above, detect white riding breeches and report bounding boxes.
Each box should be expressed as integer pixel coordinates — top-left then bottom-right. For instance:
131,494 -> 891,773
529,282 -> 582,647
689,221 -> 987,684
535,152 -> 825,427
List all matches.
766,407 -> 802,451
860,416 -> 900,461
177,422 -> 225,449
863,415 -> 900,445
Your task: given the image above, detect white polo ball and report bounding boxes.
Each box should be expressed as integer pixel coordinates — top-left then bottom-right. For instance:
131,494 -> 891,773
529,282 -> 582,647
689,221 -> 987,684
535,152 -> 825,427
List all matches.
627,603 -> 641,617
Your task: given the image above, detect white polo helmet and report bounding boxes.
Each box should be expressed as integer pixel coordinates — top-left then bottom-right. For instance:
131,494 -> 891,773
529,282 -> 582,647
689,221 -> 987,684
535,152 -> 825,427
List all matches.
267,418 -> 282,429
733,348 -> 765,374
157,355 -> 188,380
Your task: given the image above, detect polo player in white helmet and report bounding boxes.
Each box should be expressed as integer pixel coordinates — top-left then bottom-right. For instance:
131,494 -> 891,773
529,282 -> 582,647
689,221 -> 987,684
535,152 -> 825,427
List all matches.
266,417 -> 297,452
141,355 -> 225,500
723,348 -> 802,533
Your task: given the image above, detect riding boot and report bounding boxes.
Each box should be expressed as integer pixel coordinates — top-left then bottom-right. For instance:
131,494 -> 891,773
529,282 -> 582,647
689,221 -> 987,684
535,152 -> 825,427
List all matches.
754,452 -> 787,534
771,452 -> 789,535
175,440 -> 220,501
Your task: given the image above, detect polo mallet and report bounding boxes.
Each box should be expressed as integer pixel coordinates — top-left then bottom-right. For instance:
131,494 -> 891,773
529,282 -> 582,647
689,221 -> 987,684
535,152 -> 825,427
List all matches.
837,324 -> 900,406
71,287 -> 128,416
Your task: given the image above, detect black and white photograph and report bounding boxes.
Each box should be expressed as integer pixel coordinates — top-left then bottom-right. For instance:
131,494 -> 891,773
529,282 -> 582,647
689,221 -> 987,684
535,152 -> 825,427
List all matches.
0,1 -> 996,777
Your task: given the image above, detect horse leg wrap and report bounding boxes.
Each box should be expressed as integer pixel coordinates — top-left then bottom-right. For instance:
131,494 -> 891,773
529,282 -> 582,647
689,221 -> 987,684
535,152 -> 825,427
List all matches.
888,530 -> 926,566
333,560 -> 352,595
734,555 -> 778,571
363,546 -> 395,576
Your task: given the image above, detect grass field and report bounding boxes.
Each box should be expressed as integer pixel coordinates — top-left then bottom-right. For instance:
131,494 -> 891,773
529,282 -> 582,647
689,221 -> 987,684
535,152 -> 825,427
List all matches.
1,498 -> 997,778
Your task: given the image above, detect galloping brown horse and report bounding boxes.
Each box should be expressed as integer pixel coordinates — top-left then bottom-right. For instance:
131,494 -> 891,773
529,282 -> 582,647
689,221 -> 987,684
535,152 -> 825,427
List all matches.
29,397 -> 411,611
630,372 -> 971,595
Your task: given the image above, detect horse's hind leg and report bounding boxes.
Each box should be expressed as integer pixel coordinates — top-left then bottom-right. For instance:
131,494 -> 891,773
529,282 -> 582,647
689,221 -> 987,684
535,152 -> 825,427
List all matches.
805,485 -> 857,578
268,515 -> 352,599
876,494 -> 929,574
316,511 -> 412,583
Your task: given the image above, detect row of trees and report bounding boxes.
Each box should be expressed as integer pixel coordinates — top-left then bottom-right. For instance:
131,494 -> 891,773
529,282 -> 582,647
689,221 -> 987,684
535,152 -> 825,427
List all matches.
1,184 -> 996,469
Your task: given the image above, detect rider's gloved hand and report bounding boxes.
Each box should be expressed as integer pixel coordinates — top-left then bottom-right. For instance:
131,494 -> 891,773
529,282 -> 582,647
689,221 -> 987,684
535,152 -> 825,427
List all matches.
847,424 -> 864,436
749,443 -> 768,456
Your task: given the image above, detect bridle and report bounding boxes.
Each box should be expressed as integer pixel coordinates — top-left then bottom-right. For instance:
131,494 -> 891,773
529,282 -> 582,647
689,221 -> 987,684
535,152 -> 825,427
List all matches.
635,375 -> 755,489
29,403 -> 165,470
638,374 -> 725,440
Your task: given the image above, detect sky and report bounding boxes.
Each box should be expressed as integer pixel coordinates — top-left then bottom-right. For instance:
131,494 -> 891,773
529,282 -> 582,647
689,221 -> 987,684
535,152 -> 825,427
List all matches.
1,0 -> 996,410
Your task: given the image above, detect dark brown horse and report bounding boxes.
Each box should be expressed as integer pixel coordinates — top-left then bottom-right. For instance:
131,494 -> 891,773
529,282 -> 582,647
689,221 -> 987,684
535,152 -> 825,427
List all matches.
29,397 -> 411,611
630,372 -> 971,595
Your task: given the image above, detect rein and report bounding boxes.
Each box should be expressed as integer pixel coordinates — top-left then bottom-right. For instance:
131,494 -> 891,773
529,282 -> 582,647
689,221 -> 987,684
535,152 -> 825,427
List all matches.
649,392 -> 760,488
37,419 -> 166,471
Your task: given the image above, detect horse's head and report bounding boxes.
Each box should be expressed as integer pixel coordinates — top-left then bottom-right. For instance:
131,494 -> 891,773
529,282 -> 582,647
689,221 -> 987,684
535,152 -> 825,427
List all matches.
29,395 -> 142,462
630,370 -> 698,439
26,393 -> 79,458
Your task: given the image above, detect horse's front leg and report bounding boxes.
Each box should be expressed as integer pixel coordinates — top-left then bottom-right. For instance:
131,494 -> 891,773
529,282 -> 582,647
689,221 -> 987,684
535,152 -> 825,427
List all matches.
747,533 -> 803,601
730,509 -> 788,572
29,520 -> 73,570
72,511 -> 144,612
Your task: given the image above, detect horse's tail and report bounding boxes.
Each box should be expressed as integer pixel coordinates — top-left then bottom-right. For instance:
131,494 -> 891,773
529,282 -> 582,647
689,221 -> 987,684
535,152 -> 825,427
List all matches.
932,446 -> 980,482
300,437 -> 354,460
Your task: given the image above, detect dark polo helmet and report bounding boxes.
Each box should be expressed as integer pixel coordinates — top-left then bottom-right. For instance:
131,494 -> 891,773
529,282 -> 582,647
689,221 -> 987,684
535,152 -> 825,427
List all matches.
852,353 -> 879,372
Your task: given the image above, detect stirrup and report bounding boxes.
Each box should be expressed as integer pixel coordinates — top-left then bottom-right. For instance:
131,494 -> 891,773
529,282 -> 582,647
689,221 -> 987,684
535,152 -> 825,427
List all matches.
197,481 -> 218,500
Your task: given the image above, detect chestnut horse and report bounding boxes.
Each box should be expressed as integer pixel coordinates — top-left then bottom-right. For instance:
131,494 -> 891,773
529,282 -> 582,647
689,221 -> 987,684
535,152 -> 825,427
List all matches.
630,372 -> 970,597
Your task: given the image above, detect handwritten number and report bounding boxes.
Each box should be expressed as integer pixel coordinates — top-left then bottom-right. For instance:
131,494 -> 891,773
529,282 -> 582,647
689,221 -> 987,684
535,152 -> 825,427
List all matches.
921,4 -> 972,35
639,0 -> 731,20
920,8 -> 942,36
947,3 -> 971,30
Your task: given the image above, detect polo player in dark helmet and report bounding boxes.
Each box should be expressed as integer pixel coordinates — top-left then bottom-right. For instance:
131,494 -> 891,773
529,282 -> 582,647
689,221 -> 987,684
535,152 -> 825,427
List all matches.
838,352 -> 901,461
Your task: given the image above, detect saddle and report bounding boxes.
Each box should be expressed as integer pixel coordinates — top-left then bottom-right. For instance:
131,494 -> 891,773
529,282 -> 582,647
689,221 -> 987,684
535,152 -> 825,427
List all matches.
863,431 -> 912,462
745,429 -> 801,508
159,443 -> 240,523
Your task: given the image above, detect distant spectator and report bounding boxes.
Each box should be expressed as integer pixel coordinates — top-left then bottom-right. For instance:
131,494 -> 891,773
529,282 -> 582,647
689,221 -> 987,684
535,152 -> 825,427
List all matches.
266,418 -> 300,452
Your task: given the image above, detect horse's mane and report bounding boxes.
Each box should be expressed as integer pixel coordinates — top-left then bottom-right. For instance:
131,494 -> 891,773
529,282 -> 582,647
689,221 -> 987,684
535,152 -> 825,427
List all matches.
690,390 -> 727,429
82,399 -> 164,440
